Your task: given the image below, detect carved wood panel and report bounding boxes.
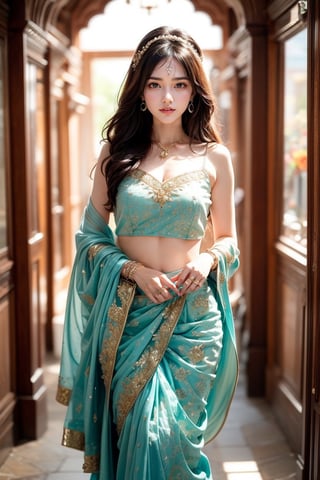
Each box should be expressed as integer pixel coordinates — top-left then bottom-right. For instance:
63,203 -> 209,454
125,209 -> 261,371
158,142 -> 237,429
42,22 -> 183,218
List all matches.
271,250 -> 306,455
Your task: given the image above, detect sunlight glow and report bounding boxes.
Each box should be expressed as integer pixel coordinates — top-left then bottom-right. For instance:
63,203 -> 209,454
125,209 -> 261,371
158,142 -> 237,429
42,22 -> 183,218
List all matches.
79,0 -> 222,52
223,461 -> 263,480
224,461 -> 259,472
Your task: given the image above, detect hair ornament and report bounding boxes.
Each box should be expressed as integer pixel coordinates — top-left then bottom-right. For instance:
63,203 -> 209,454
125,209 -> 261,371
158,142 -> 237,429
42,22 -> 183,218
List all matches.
131,34 -> 203,71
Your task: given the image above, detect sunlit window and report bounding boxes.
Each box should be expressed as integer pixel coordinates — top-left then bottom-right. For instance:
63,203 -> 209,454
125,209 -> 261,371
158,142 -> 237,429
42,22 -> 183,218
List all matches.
79,0 -> 222,52
282,29 -> 307,248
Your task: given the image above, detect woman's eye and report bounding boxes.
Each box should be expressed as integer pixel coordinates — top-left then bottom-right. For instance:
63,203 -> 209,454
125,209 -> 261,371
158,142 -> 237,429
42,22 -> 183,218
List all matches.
176,82 -> 188,89
147,82 -> 160,89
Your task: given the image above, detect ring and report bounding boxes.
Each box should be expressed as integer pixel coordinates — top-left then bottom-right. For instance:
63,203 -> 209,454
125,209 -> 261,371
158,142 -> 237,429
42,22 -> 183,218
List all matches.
185,279 -> 192,285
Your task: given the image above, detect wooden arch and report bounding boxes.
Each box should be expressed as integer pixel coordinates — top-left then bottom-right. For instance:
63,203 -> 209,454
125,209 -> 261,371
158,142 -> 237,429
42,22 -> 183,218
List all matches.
53,0 -> 253,40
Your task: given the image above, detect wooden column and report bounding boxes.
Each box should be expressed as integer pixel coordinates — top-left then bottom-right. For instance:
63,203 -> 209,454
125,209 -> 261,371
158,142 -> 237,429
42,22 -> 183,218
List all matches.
8,18 -> 48,440
243,25 -> 268,396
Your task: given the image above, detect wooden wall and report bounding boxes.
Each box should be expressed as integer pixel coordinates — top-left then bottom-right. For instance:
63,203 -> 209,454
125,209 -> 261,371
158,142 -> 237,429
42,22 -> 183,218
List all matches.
0,0 -> 15,464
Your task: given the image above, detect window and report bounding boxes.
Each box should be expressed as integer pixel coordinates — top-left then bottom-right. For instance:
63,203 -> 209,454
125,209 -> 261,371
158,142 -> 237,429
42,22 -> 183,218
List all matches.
282,29 -> 307,248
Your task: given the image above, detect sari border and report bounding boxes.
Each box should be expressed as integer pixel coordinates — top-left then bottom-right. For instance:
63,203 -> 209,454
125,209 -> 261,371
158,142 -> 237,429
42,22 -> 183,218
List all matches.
99,279 -> 136,406
83,454 -> 100,473
56,385 -> 72,406
62,427 -> 85,450
116,295 -> 186,434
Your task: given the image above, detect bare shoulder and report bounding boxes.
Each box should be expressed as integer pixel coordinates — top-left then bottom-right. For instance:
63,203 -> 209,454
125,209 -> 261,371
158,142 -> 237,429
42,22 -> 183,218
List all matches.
207,143 -> 234,188
207,143 -> 233,174
207,142 -> 231,163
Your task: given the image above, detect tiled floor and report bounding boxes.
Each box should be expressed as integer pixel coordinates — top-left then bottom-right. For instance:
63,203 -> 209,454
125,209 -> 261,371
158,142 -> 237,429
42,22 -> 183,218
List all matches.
0,356 -> 298,480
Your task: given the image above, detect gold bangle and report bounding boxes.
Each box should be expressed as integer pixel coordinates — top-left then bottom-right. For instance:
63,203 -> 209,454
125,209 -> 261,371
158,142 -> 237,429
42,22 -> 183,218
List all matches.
205,249 -> 218,271
121,261 -> 144,281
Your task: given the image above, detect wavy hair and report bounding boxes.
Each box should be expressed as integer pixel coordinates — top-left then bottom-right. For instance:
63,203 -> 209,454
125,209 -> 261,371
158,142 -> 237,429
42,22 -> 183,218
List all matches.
101,26 -> 221,211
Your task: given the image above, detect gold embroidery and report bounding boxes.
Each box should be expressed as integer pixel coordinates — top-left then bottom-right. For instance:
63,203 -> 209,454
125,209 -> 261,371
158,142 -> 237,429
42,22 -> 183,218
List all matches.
219,271 -> 226,284
130,169 -> 207,207
188,344 -> 205,364
80,293 -> 95,305
196,379 -> 208,394
176,388 -> 187,400
88,243 -> 106,260
174,367 -> 189,381
83,454 -> 100,473
99,279 -> 136,410
191,293 -> 209,316
116,296 -> 186,433
62,427 -> 84,450
56,384 -> 72,405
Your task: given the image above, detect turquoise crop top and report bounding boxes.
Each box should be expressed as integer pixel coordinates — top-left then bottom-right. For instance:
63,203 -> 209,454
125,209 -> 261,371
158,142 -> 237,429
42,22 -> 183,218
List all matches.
114,169 -> 212,240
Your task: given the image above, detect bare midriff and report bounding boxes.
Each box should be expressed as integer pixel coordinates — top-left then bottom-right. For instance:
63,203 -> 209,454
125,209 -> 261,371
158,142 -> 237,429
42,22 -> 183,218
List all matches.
117,236 -> 202,272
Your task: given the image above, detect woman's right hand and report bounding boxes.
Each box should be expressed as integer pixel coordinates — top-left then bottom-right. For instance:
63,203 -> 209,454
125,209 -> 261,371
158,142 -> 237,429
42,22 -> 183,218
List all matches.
133,265 -> 180,304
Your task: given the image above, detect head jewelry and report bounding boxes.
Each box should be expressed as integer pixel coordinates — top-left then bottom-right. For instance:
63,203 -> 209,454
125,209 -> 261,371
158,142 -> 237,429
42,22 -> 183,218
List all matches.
131,34 -> 203,71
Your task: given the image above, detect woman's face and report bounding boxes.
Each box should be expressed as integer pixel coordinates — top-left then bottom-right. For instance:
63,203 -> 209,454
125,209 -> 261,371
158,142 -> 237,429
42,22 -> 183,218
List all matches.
143,57 -> 193,126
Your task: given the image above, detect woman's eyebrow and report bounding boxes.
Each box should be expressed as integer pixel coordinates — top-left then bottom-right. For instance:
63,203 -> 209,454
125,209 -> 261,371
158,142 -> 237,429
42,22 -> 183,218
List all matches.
147,75 -> 190,80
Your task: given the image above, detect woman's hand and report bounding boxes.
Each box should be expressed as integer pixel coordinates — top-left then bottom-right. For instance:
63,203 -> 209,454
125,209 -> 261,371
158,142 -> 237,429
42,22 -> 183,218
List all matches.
171,253 -> 214,296
133,265 -> 180,304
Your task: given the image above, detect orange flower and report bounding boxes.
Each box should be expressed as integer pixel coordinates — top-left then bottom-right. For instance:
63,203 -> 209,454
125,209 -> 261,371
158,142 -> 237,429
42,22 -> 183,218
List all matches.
292,149 -> 307,171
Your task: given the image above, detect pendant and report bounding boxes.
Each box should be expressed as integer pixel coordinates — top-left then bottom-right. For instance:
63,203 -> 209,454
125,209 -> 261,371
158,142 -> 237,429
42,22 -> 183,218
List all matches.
160,149 -> 168,159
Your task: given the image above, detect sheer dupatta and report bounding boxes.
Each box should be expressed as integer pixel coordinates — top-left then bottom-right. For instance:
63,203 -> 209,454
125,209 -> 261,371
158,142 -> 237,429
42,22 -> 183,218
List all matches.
56,200 -> 131,474
56,200 -> 240,478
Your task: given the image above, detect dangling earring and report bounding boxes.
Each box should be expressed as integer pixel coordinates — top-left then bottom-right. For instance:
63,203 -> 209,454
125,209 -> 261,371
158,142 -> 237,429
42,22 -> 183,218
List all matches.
140,100 -> 147,112
188,101 -> 194,114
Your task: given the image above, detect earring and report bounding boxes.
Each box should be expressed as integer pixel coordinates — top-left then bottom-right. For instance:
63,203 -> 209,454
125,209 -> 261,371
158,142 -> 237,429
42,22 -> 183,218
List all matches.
140,100 -> 147,112
187,101 -> 194,114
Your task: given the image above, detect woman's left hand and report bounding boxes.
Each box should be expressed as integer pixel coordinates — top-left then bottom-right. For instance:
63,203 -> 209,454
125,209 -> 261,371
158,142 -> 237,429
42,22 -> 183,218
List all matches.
171,253 -> 213,296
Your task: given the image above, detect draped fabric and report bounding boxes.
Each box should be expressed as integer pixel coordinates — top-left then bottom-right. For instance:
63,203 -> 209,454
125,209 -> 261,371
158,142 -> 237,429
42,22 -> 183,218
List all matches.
56,200 -> 240,479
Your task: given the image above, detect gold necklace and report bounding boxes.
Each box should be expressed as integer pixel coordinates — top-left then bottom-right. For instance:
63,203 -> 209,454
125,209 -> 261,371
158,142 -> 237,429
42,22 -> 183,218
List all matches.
157,142 -> 176,159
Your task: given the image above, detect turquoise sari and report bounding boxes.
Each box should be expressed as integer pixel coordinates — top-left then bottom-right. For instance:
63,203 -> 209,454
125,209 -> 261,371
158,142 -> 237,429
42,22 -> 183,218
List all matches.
56,200 -> 239,479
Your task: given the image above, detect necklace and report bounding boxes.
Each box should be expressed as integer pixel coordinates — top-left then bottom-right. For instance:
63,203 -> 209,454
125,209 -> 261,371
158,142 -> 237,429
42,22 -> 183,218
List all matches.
157,142 -> 176,159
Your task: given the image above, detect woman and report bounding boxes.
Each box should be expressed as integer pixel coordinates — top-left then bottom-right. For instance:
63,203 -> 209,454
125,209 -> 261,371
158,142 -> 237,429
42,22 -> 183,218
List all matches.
56,26 -> 240,479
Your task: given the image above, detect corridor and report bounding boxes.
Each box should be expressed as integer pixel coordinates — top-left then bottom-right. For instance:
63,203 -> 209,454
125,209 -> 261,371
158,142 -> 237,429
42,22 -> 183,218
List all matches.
0,355 -> 297,480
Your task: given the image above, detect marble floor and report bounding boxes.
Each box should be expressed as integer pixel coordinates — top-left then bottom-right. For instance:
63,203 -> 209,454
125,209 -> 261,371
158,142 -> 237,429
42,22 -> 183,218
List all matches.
0,356 -> 298,480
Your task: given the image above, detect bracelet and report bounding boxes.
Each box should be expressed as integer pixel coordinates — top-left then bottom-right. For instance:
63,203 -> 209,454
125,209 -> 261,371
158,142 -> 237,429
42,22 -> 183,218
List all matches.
121,261 -> 144,281
205,249 -> 218,271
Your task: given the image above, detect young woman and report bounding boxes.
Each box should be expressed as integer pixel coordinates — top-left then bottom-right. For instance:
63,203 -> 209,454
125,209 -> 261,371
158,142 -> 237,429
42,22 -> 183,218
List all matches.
57,26 -> 240,480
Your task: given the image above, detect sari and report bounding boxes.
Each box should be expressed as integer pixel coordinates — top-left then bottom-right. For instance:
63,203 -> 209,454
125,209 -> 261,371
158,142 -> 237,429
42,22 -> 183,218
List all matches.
56,200 -> 240,479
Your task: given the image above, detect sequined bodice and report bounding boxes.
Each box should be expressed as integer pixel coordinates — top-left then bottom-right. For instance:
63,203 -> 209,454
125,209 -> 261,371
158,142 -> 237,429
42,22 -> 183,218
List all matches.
114,169 -> 212,239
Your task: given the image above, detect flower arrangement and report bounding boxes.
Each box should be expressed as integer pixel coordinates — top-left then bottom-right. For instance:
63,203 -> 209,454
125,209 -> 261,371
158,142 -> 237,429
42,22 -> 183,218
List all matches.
290,148 -> 307,173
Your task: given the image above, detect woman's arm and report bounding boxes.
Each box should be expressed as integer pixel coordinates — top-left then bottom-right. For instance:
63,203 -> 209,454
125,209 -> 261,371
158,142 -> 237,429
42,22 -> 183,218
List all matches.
209,143 -> 237,244
90,143 -> 110,223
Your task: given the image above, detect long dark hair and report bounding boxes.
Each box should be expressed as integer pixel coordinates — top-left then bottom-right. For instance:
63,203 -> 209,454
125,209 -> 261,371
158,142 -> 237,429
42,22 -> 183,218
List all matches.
101,26 -> 221,211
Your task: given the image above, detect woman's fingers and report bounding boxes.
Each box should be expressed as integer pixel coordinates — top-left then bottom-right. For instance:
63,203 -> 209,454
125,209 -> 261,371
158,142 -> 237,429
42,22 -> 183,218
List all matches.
173,270 -> 204,295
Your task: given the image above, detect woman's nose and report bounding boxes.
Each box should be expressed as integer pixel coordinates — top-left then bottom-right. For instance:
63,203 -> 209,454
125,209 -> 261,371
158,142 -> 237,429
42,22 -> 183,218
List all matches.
162,90 -> 173,104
